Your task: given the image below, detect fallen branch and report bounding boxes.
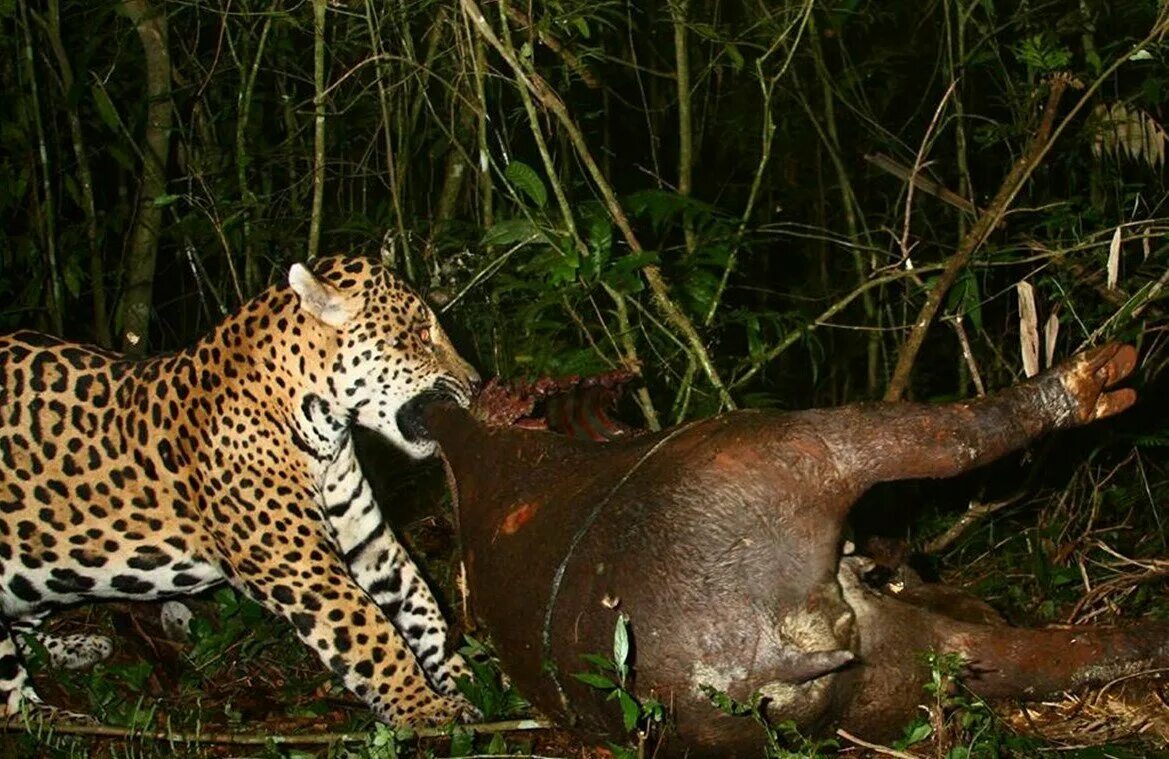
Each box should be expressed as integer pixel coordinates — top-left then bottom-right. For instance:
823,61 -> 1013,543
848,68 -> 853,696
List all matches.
2,717 -> 551,746
836,728 -> 922,758
923,493 -> 1023,554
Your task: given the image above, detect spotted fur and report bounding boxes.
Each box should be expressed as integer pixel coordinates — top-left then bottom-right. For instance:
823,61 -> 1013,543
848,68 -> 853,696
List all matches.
0,255 -> 479,725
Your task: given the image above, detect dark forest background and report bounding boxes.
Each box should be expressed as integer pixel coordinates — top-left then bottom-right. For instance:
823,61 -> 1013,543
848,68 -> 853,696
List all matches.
2,0 -> 1168,416
3,0 -> 1169,755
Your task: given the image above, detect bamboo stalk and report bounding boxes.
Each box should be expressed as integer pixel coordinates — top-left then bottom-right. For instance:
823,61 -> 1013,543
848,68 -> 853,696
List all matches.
307,0 -> 327,261
40,0 -> 107,341
17,0 -> 64,336
669,0 -> 697,258
233,7 -> 275,293
471,30 -> 493,230
496,0 -> 585,256
363,0 -> 412,280
806,12 -> 881,396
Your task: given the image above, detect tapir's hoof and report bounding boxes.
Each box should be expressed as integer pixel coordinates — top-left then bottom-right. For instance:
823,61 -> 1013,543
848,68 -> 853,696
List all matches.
1059,343 -> 1138,424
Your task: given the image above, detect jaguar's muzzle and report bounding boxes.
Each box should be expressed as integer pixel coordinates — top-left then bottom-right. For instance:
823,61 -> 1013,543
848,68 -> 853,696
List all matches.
396,384 -> 467,443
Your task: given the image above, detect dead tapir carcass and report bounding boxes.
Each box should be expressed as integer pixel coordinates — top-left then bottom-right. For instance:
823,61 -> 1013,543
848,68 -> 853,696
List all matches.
420,344 -> 1168,757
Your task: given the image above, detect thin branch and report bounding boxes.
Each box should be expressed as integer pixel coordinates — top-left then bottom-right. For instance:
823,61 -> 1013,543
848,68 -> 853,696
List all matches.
2,718 -> 551,746
899,81 -> 958,263
502,4 -> 600,88
923,492 -> 1022,554
705,0 -> 814,327
363,0 -> 411,280
886,14 -> 1169,399
461,0 -> 735,411
949,315 -> 985,396
306,0 -> 327,261
496,0 -> 585,256
730,264 -> 947,390
883,74 -> 1074,401
234,7 -> 275,293
836,728 -> 922,759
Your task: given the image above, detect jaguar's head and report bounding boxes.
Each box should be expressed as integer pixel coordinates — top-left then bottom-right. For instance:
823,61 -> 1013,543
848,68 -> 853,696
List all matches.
288,255 -> 480,459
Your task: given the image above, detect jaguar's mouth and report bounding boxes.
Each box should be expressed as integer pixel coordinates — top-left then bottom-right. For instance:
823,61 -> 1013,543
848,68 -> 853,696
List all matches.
396,388 -> 461,443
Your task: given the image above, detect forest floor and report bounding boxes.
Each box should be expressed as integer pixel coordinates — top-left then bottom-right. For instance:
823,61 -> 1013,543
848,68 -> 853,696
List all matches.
4,507 -> 1169,758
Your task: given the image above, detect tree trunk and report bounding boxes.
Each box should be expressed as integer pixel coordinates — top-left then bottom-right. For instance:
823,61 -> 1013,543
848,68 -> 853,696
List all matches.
119,0 -> 172,355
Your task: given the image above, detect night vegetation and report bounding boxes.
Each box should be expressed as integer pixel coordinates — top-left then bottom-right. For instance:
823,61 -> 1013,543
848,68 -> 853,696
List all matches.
1,0 -> 1168,755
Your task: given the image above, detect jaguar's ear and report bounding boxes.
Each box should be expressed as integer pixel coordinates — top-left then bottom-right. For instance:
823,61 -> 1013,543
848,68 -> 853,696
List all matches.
289,263 -> 359,328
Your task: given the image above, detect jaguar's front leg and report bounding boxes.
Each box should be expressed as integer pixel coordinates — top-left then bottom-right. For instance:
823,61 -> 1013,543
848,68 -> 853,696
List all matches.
322,451 -> 470,696
214,506 -> 473,726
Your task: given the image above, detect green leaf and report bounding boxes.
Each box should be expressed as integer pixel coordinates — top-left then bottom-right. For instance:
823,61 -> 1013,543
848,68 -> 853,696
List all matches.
691,22 -> 718,40
900,720 -> 932,747
62,256 -> 83,299
580,653 -> 617,672
483,218 -> 546,247
613,614 -> 629,672
605,744 -> 638,759
604,250 -> 659,295
572,672 -> 616,690
946,269 -> 982,331
701,684 -> 753,717
107,144 -> 135,172
448,727 -> 474,757
91,84 -> 121,133
485,733 -> 508,754
582,202 -> 612,268
1014,33 -> 1072,72
152,194 -> 181,208
505,160 -> 547,208
724,43 -> 744,73
617,688 -> 640,732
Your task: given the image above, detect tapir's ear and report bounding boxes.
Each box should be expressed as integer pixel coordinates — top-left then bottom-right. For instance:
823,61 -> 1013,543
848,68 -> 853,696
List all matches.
288,263 -> 359,328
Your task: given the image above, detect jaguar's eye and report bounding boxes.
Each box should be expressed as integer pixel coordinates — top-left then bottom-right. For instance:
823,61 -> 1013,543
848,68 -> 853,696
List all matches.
419,327 -> 431,344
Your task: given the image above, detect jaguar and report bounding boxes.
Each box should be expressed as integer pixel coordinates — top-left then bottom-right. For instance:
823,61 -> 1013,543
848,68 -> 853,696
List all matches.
0,254 -> 479,726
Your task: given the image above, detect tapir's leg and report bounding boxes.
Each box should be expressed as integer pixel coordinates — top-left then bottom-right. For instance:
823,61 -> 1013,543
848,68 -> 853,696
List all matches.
945,619 -> 1169,700
811,343 -> 1136,488
836,556 -> 1169,741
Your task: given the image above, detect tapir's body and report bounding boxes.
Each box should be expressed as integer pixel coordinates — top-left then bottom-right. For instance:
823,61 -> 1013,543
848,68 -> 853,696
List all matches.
424,345 -> 1164,757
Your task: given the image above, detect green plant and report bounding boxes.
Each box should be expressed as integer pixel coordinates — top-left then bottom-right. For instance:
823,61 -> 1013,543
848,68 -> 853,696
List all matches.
573,614 -> 666,758
453,635 -> 529,720
914,650 -> 1044,758
703,686 -> 838,758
